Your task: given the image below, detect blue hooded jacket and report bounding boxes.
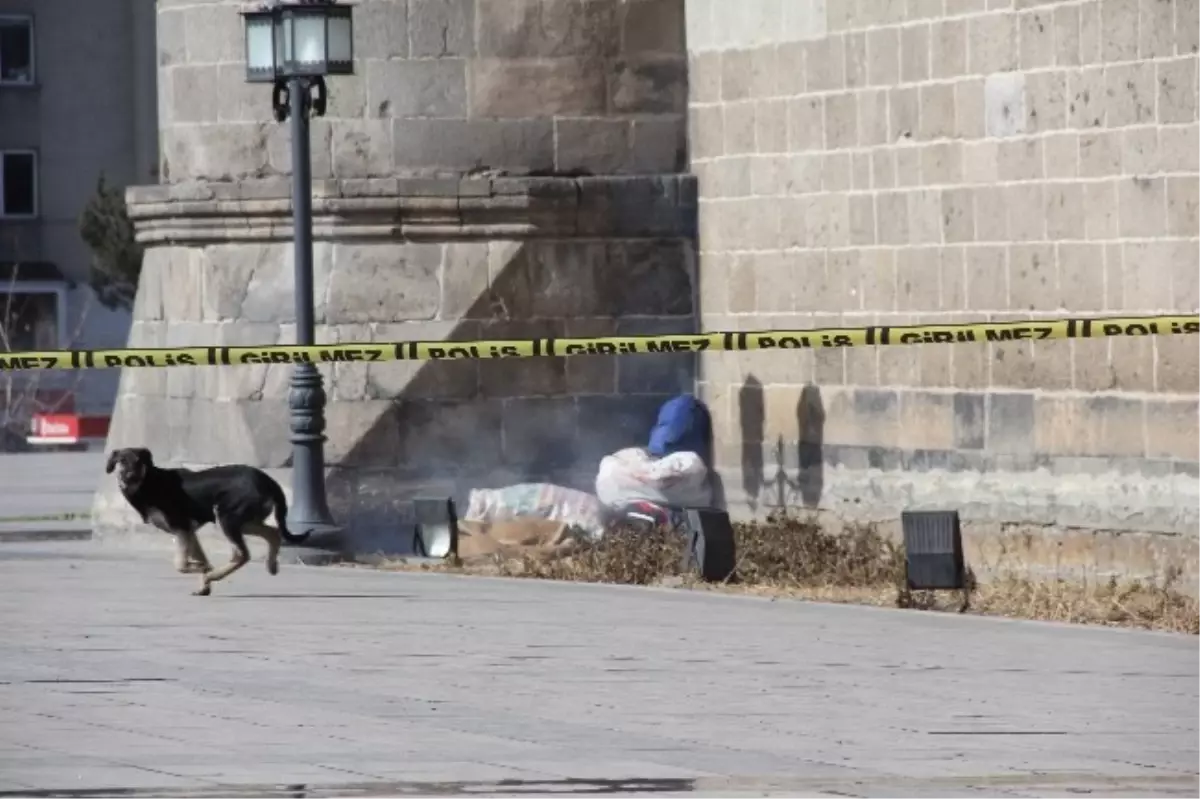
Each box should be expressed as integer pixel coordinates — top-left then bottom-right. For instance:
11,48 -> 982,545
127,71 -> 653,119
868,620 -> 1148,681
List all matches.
647,394 -> 712,465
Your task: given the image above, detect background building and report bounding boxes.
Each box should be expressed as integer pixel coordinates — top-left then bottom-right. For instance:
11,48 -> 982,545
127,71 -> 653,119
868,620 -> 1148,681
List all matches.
0,0 -> 157,422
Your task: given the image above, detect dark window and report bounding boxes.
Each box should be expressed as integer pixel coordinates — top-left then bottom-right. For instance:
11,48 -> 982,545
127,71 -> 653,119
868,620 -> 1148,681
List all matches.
1,152 -> 36,217
0,292 -> 58,351
0,18 -> 33,84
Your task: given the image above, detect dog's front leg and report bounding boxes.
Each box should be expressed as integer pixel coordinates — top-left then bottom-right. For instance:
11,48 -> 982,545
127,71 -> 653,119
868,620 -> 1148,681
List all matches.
186,530 -> 212,573
173,531 -> 211,574
172,534 -> 188,573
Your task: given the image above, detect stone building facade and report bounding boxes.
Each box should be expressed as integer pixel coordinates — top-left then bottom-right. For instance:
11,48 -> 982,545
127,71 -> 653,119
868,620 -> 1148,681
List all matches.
687,0 -> 1199,582
94,0 -> 697,552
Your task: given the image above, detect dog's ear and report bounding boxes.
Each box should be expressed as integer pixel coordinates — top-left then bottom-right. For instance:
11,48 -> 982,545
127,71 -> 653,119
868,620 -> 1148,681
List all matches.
134,448 -> 154,467
105,450 -> 120,474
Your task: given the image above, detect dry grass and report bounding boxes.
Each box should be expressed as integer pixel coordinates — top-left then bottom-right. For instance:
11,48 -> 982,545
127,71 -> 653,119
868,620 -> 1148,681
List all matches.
367,511 -> 1198,635
492,524 -> 689,585
968,573 -> 1199,634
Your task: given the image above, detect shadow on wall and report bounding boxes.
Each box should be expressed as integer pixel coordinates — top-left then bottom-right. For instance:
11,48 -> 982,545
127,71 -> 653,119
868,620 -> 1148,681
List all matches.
324,239 -> 697,548
739,375 -> 764,511
738,375 -> 826,513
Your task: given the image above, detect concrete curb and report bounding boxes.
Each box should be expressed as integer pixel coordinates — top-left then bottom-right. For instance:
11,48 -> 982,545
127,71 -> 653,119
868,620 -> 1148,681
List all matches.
0,512 -> 92,524
276,546 -> 349,567
89,526 -> 362,568
0,532 -> 357,569
0,528 -> 92,543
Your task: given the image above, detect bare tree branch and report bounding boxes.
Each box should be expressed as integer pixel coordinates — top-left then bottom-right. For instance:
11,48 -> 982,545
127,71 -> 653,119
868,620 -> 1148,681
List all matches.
0,231 -> 96,452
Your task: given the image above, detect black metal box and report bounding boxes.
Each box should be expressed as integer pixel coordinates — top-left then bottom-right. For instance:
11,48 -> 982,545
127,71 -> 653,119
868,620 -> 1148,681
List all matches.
681,508 -> 736,583
901,510 -> 965,590
412,497 -> 459,559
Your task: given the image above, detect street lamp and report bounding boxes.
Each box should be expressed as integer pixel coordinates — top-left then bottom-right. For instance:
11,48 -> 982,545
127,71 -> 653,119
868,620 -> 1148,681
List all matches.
242,0 -> 354,544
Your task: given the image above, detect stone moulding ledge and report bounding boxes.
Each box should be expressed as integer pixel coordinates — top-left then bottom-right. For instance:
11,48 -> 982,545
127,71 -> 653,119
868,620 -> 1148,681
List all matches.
125,174 -> 699,245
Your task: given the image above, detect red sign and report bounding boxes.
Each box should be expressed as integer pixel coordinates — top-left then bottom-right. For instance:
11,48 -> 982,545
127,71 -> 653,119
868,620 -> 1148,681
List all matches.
28,413 -> 109,445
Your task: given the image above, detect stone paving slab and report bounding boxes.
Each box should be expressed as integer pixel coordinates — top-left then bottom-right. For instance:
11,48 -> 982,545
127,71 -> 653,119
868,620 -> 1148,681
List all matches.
0,539 -> 1196,797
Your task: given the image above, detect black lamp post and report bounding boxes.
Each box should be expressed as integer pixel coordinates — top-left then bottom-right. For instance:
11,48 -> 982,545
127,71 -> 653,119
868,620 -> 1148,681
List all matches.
242,0 -> 353,544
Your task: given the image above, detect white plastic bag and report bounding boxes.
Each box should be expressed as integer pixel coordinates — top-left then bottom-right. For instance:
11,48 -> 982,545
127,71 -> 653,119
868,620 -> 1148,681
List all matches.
595,447 -> 712,510
465,483 -> 607,541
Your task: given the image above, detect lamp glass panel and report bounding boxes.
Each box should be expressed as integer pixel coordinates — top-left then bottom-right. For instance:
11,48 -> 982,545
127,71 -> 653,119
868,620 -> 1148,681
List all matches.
293,14 -> 327,68
274,15 -> 290,71
244,16 -> 275,73
326,14 -> 353,65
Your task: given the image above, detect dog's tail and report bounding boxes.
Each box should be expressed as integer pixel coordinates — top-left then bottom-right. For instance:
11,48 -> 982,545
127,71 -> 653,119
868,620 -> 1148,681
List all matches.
267,476 -> 310,545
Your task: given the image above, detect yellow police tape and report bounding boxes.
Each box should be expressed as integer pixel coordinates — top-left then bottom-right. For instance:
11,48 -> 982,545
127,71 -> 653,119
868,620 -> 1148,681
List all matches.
1,314 -> 1196,372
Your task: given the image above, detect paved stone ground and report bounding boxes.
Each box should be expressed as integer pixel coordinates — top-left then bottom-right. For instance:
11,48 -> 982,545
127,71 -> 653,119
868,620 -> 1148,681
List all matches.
0,540 -> 1195,797
0,452 -> 100,539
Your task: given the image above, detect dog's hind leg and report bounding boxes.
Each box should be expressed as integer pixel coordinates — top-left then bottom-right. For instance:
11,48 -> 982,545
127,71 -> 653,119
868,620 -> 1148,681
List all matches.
245,523 -> 282,576
194,516 -> 250,597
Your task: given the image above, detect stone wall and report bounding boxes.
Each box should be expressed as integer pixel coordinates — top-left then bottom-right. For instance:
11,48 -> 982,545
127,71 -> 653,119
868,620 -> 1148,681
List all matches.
687,0 -> 1199,585
95,0 -> 697,554
154,0 -> 687,181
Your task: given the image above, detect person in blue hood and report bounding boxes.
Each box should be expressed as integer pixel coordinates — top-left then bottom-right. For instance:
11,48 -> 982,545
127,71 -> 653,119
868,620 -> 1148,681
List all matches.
647,393 -> 713,467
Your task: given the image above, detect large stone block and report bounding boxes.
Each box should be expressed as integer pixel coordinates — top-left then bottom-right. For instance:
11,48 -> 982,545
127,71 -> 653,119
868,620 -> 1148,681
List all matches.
609,57 -> 688,114
620,0 -> 685,55
478,318 -> 566,398
554,118 -> 633,175
169,66 -> 221,124
470,58 -> 609,117
393,397 -> 506,477
408,0 -> 475,57
331,120 -> 395,179
501,397 -> 582,473
327,243 -> 442,323
235,243 -> 335,325
216,64 -> 274,125
441,242 -> 492,320
156,7 -> 186,68
608,239 -> 694,316
182,2 -> 242,65
476,0 -> 618,59
493,241 -> 603,317
213,321 -> 286,401
392,118 -> 554,173
365,58 -> 468,118
563,317 -> 618,395
367,321 -> 483,400
355,0 -> 409,59
614,317 -> 696,395
161,124 -> 271,184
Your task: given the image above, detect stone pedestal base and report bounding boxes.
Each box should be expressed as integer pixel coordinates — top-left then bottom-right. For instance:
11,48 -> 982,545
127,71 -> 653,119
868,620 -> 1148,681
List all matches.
94,175 -> 698,555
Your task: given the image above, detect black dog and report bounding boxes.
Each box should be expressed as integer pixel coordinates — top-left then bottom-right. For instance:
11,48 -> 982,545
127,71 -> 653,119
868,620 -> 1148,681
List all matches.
105,447 -> 309,596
